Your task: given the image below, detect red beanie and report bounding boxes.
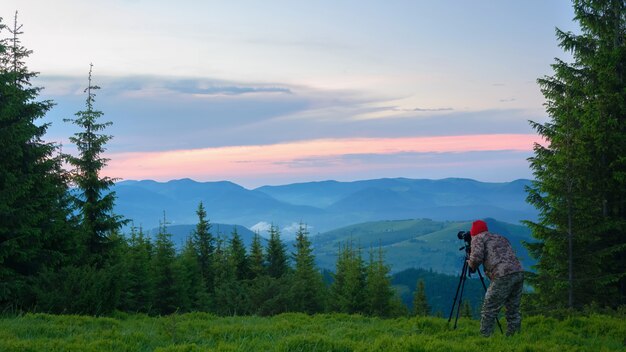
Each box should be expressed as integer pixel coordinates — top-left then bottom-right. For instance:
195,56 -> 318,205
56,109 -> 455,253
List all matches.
470,220 -> 488,236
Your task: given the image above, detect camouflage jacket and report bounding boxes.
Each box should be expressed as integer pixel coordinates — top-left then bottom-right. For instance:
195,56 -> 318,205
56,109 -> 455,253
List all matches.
468,231 -> 523,280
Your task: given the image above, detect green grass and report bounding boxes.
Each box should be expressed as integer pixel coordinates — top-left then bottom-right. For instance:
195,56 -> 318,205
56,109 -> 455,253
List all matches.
0,313 -> 623,351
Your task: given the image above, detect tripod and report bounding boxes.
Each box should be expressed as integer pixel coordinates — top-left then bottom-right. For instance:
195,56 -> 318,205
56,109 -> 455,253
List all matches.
447,246 -> 503,333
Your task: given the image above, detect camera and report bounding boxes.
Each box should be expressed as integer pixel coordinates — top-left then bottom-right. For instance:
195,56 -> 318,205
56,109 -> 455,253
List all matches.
457,230 -> 471,244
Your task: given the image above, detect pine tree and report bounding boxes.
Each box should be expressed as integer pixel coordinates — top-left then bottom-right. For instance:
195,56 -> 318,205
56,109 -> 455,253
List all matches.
64,64 -> 126,267
330,241 -> 367,314
0,12 -> 76,309
175,237 -> 210,312
192,202 -> 215,294
266,225 -> 288,278
249,232 -> 266,279
365,245 -> 394,317
151,215 -> 179,315
412,279 -> 430,316
526,0 -> 626,308
119,225 -> 154,313
290,223 -> 325,314
228,227 -> 249,281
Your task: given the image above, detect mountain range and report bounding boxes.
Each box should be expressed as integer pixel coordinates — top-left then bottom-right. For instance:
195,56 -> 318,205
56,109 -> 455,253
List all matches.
112,177 -> 538,238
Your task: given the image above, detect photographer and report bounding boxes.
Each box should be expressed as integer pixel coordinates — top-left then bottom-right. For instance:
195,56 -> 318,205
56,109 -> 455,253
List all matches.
466,220 -> 524,337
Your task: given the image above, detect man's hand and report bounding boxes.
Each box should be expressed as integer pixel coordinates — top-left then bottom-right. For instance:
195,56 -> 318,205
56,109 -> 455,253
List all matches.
467,260 -> 477,273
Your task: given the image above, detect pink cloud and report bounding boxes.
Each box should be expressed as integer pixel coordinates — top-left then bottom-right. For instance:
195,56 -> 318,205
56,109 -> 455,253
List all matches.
105,134 -> 541,184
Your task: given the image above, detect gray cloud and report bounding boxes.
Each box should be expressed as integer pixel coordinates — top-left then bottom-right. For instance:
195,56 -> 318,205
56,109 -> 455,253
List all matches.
35,74 -> 543,155
392,107 -> 454,112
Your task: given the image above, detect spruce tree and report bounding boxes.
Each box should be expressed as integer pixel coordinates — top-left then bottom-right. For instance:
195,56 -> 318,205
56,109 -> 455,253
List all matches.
65,64 -> 126,267
175,237 -> 210,312
151,216 -> 179,315
290,223 -> 325,314
0,12 -> 76,309
266,225 -> 288,278
228,227 -> 250,281
526,0 -> 626,308
365,245 -> 394,317
192,202 -> 215,294
330,241 -> 367,314
249,232 -> 266,278
412,279 -> 430,316
119,225 -> 154,313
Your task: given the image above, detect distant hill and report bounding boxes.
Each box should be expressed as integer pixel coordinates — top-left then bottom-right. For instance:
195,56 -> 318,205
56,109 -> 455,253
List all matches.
113,177 -> 538,237
308,218 -> 535,275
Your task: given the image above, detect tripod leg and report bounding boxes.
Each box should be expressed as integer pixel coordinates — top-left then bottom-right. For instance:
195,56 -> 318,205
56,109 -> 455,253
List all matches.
477,268 -> 504,334
454,269 -> 467,329
448,260 -> 468,324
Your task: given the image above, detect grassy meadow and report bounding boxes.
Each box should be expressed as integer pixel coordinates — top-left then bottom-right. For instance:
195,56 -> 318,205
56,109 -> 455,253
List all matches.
0,312 -> 624,351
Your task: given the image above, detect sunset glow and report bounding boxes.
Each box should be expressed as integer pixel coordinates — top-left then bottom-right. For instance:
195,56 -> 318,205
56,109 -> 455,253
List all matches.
105,134 -> 541,185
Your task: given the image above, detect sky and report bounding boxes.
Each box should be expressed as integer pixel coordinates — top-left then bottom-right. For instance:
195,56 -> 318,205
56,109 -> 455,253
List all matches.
3,0 -> 579,188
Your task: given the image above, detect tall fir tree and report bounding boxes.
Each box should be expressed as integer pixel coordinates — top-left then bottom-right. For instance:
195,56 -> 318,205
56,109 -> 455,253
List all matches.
228,227 -> 250,281
119,225 -> 154,313
526,0 -> 626,308
365,245 -> 395,317
249,232 -> 266,279
0,12 -> 76,309
192,202 -> 215,294
412,279 -> 430,317
266,225 -> 288,279
330,241 -> 367,314
64,64 -> 126,267
290,223 -> 325,314
151,215 -> 180,315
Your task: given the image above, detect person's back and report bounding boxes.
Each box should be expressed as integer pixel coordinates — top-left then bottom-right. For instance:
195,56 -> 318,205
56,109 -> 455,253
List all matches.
466,220 -> 524,337
469,232 -> 523,280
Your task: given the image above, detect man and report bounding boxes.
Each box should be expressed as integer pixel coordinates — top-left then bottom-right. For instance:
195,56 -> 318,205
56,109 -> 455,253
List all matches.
467,219 -> 524,337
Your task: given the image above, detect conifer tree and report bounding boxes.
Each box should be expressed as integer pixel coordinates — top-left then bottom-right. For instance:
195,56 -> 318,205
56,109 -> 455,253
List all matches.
175,237 -> 210,312
290,223 -> 325,313
330,241 -> 367,314
228,227 -> 249,281
526,0 -> 626,308
151,215 -> 180,315
249,232 -> 266,279
192,202 -> 215,294
412,279 -> 430,316
365,245 -> 394,317
266,225 -> 288,278
119,225 -> 154,313
65,64 -> 126,267
0,12 -> 76,309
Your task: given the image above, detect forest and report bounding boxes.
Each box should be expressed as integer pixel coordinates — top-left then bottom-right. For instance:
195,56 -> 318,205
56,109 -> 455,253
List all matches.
0,0 -> 624,336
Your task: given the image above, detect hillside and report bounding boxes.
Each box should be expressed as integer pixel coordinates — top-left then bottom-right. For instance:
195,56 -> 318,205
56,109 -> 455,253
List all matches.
113,177 -> 538,236
309,218 -> 535,274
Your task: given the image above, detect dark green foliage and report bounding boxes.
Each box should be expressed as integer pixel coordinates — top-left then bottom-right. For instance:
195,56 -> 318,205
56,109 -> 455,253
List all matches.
0,13 -> 76,310
118,226 -> 154,313
151,218 -> 180,315
412,279 -> 430,316
365,246 -> 396,317
266,225 -> 288,278
228,228 -> 249,281
64,64 -> 126,267
527,0 -> 626,308
330,241 -> 367,314
191,202 -> 215,293
175,237 -> 210,312
392,268 -> 484,316
249,232 -> 266,278
289,223 -> 326,313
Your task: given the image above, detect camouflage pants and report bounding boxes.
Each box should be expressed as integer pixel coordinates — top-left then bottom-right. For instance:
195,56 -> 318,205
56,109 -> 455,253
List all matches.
480,271 -> 524,337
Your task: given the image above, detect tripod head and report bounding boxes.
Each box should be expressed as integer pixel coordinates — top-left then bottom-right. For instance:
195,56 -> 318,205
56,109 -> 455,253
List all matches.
457,231 -> 475,273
